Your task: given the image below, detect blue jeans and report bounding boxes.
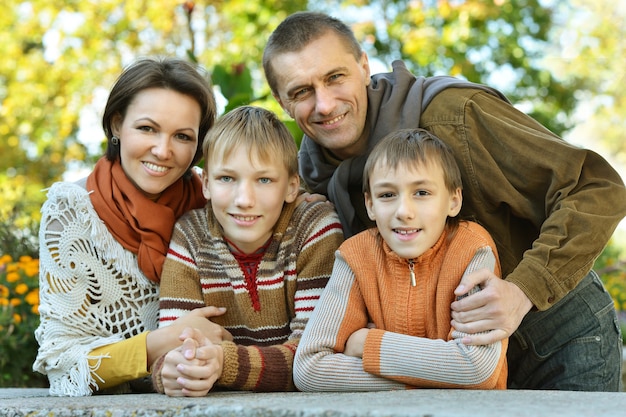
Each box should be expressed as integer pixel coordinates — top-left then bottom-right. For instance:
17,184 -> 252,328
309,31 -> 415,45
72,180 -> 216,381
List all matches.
507,271 -> 623,391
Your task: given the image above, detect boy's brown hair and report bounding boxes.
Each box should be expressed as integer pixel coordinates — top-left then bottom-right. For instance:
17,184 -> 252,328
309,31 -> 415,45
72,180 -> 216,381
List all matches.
363,128 -> 463,229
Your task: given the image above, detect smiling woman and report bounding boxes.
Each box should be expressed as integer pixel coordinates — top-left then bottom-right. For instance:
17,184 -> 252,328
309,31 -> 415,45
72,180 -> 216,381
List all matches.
111,88 -> 201,200
31,57 -> 225,397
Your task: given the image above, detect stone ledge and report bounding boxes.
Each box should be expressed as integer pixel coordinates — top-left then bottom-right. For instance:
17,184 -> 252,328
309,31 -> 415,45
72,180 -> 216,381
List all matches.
2,388 -> 626,417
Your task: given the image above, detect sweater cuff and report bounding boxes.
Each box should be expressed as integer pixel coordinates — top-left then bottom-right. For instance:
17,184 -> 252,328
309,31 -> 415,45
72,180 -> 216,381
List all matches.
362,328 -> 385,375
216,341 -> 238,388
150,354 -> 167,394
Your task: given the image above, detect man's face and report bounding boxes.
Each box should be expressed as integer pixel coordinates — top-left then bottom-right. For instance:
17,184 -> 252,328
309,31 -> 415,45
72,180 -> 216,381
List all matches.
270,32 -> 371,160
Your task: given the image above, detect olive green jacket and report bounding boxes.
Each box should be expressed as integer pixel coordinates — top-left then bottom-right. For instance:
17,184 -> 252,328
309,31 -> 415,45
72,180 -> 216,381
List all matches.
299,61 -> 626,311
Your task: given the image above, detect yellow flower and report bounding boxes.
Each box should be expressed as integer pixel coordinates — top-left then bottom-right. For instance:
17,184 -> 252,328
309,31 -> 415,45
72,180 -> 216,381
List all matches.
25,289 -> 39,306
31,304 -> 39,315
15,283 -> 28,295
0,254 -> 12,265
13,313 -> 22,324
6,272 -> 20,283
20,258 -> 39,276
0,284 -> 8,298
24,264 -> 39,277
0,298 -> 8,306
10,298 -> 21,307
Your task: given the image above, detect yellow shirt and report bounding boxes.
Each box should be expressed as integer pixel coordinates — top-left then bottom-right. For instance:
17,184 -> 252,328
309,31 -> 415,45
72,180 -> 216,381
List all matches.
87,331 -> 150,389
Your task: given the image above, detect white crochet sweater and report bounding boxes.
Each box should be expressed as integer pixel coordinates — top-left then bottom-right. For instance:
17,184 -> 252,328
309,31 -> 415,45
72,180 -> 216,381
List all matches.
33,181 -> 159,396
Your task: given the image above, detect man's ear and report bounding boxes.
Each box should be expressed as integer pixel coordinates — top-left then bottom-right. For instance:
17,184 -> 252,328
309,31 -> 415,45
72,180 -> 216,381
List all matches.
273,93 -> 293,118
360,51 -> 372,87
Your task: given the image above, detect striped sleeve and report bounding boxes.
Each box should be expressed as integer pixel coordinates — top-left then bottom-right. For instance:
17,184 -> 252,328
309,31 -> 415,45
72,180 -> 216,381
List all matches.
158,223 -> 205,328
290,203 -> 344,339
293,253 -> 403,391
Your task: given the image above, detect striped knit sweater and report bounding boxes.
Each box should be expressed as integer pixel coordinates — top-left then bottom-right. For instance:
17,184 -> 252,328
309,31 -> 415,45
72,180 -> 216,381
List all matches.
294,221 -> 508,391
153,199 -> 343,392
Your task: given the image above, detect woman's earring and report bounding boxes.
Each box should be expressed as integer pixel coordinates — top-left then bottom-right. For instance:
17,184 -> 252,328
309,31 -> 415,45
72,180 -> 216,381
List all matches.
111,136 -> 120,146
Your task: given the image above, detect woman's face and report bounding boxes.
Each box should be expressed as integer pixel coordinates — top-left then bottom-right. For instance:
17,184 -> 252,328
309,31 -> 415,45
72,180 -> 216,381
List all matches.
113,88 -> 201,200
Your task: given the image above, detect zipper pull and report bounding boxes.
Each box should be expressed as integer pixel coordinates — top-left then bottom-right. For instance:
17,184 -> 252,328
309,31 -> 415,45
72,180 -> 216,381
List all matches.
408,259 -> 416,287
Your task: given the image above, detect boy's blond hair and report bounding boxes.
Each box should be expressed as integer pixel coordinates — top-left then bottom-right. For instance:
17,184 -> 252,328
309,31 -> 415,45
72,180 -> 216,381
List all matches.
202,105 -> 298,176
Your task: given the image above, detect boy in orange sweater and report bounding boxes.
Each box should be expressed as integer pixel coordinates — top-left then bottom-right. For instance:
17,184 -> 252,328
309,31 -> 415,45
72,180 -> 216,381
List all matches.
293,128 -> 508,391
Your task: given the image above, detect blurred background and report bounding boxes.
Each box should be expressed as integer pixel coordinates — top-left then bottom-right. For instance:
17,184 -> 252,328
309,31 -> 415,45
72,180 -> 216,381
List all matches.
1,0 -> 624,387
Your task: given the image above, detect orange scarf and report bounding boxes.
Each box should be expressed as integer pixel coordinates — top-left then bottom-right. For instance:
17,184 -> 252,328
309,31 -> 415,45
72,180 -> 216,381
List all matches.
86,157 -> 206,282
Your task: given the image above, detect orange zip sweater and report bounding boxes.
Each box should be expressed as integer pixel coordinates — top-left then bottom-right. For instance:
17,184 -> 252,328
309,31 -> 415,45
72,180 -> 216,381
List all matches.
294,220 -> 508,391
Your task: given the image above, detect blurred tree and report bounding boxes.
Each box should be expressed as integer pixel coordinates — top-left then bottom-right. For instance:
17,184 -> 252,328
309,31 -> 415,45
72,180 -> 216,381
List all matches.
0,0 -> 623,231
0,0 -> 306,228
544,0 -> 625,166
312,0 -> 579,135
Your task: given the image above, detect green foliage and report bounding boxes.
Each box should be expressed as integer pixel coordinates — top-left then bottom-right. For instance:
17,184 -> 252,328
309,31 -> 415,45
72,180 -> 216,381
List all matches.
212,63 -> 257,112
0,190 -> 42,387
0,254 -> 47,388
0,1 -> 624,390
594,240 -> 626,343
546,0 -> 626,163
0,174 -> 43,259
317,0 -> 578,136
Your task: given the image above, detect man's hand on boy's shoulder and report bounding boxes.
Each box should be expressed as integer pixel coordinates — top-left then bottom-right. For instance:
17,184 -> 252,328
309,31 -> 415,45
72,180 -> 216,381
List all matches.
295,191 -> 332,206
450,269 -> 533,345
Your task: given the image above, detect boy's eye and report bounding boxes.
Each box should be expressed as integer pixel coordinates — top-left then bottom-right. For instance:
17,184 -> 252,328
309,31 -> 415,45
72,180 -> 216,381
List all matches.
219,176 -> 233,183
378,192 -> 395,199
415,190 -> 430,197
259,178 -> 272,184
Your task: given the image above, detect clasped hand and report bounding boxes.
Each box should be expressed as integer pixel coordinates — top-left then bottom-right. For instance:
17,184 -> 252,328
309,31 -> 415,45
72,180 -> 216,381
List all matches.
159,306 -> 232,397
451,268 -> 533,345
161,327 -> 225,397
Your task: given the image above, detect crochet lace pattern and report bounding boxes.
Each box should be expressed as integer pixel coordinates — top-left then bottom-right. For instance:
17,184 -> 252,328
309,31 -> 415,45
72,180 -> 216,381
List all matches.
33,182 -> 159,396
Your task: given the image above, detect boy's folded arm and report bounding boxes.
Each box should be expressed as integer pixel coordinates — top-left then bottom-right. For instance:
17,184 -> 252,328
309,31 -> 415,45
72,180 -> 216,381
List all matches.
294,254 -> 403,392
362,328 -> 506,389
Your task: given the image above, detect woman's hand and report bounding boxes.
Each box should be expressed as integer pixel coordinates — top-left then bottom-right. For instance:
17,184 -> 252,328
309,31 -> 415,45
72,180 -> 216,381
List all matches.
147,306 -> 232,365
